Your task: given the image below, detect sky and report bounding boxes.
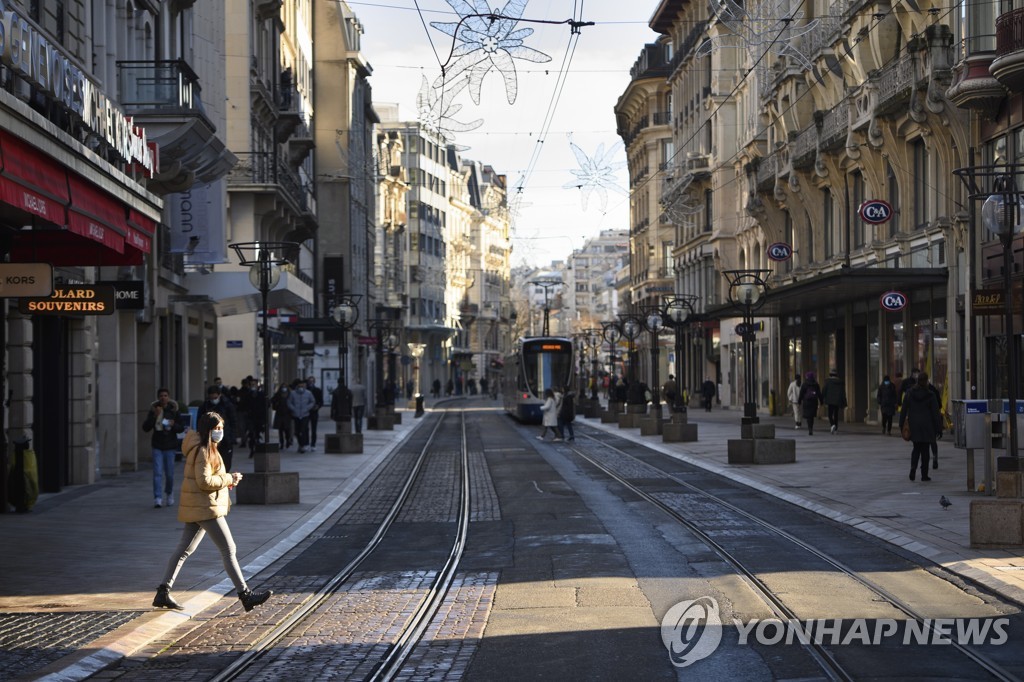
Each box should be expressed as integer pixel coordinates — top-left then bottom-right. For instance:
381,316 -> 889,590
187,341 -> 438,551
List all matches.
346,0 -> 660,268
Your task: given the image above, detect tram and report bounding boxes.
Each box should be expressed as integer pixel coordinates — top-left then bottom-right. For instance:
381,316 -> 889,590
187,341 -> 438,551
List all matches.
502,336 -> 576,423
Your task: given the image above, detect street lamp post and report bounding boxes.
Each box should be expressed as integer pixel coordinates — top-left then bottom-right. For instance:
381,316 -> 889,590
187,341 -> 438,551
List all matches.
619,314 -> 642,386
326,295 -> 361,454
229,241 -> 301,504
664,295 -> 697,414
602,321 -> 623,414
642,306 -> 666,420
367,316 -> 395,430
585,328 -> 601,402
955,165 -> 1024,464
229,241 -> 299,447
724,270 -> 770,424
408,342 -> 426,417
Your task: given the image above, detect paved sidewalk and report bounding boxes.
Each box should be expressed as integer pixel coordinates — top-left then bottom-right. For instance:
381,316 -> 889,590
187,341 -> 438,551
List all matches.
0,409 -> 426,681
581,400 -> 1024,607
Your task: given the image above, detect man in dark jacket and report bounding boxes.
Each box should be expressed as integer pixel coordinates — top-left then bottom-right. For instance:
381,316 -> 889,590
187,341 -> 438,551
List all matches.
821,370 -> 848,434
305,376 -> 324,450
899,372 -> 942,482
202,385 -> 238,471
142,388 -> 185,508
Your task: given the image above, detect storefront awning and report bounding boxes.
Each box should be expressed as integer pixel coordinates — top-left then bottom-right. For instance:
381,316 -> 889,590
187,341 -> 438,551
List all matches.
0,130 -> 155,266
703,267 -> 948,319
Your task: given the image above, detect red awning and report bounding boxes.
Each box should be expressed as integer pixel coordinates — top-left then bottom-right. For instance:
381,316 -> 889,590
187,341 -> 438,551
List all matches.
67,174 -> 126,253
125,209 -> 154,255
0,132 -> 68,226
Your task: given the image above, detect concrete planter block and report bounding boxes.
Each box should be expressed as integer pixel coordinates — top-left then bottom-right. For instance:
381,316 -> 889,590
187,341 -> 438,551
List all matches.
639,418 -> 663,436
252,443 -> 280,473
324,432 -> 363,454
617,414 -> 636,429
236,471 -> 300,505
626,404 -> 647,415
728,438 -> 796,464
727,439 -> 754,464
663,422 -> 698,442
600,411 -> 618,423
970,499 -> 1024,548
740,423 -> 776,439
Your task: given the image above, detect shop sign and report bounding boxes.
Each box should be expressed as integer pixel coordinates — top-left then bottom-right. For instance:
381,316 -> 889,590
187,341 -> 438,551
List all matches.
766,242 -> 792,261
880,290 -> 908,312
0,263 -> 52,297
18,284 -> 116,315
0,8 -> 155,174
358,335 -> 378,346
858,199 -> 893,224
972,288 -> 1011,315
226,340 -> 243,348
98,280 -> 144,309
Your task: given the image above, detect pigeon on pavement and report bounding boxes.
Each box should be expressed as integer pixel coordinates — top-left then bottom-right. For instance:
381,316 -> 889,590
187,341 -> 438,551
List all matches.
940,495 -> 952,510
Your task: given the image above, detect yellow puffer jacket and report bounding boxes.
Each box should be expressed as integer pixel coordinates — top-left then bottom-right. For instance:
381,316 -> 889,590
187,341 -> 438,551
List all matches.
177,429 -> 233,523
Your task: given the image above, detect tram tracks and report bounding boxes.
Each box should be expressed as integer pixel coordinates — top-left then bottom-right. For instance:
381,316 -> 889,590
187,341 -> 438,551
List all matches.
194,409 -> 472,682
570,429 -> 1019,682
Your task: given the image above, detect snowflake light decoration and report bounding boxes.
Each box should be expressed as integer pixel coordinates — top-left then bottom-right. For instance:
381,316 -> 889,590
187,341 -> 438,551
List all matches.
416,75 -> 484,147
660,174 -> 703,226
696,0 -> 818,70
430,0 -> 552,105
562,139 -> 628,212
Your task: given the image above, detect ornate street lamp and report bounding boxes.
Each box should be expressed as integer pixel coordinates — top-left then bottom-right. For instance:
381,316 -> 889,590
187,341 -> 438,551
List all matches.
584,328 -> 602,400
230,241 -> 300,447
724,270 -> 770,423
664,295 -> 697,413
619,314 -> 643,385
955,165 -> 1024,462
602,321 -> 623,404
367,316 -> 396,428
642,305 -> 667,417
332,295 -> 360,402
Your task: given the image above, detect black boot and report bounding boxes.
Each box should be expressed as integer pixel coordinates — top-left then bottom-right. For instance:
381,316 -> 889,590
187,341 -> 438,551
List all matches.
239,587 -> 273,612
153,584 -> 183,610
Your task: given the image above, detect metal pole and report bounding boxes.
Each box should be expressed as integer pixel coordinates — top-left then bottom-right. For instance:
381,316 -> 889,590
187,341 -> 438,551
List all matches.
650,328 -> 660,416
743,306 -> 757,422
261,264 -> 272,446
1002,225 -> 1020,459
675,324 -> 684,412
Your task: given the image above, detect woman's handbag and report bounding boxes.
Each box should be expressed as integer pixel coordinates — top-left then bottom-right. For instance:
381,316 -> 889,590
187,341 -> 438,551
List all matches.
901,417 -> 912,442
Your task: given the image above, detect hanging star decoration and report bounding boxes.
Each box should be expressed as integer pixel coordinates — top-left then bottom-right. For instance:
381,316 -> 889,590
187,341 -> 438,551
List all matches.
430,0 -> 552,105
416,75 -> 484,148
696,0 -> 818,71
660,173 -> 703,226
562,139 -> 628,212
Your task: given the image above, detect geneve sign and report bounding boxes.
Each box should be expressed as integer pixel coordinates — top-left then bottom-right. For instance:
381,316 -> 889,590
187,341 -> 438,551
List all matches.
880,291 -> 908,312
858,199 -> 893,224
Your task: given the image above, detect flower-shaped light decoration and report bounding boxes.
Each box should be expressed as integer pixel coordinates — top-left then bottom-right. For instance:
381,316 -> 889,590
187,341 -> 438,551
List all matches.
562,139 -> 628,212
430,0 -> 552,105
416,75 -> 484,149
660,173 -> 703,227
696,0 -> 818,99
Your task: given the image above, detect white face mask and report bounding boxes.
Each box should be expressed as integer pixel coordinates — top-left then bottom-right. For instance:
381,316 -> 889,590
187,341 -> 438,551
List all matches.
210,396 -> 220,405
211,429 -> 224,443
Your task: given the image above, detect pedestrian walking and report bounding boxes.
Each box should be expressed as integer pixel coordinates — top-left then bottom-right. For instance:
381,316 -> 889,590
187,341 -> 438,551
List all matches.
287,380 -> 316,452
271,384 -> 293,449
141,388 -> 185,508
537,388 -> 560,441
876,375 -> 898,435
899,371 -> 942,482
662,375 -> 678,407
821,369 -> 848,434
557,385 -> 576,441
927,379 -> 943,469
350,378 -> 367,434
152,412 -> 273,613
898,369 -> 919,409
701,377 -> 716,412
201,385 -> 237,472
305,376 -> 324,450
786,374 -> 802,429
798,371 -> 822,435
432,378 -> 441,399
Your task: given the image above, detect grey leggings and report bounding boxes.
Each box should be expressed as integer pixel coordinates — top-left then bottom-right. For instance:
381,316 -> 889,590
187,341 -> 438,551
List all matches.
161,516 -> 247,594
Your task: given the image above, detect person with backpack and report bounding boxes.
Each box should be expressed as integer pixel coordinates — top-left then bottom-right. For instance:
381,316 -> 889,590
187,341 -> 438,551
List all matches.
798,371 -> 822,436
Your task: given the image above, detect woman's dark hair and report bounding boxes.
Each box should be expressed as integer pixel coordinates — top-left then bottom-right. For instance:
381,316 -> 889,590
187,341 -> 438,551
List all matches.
917,372 -> 929,387
544,388 -> 554,398
196,411 -> 223,445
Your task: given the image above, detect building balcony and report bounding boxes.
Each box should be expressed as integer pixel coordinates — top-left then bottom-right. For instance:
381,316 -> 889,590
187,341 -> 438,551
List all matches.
117,60 -> 236,196
227,152 -> 316,237
992,9 -> 1024,92
874,54 -> 918,117
947,39 -> 1007,110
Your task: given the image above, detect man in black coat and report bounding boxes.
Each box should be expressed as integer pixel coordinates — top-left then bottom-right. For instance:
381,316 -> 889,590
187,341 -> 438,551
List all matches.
305,376 -> 324,450
201,385 -> 238,472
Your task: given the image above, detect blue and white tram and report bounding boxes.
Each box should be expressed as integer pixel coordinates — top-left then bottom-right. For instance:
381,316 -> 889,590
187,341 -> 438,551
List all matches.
502,336 -> 576,423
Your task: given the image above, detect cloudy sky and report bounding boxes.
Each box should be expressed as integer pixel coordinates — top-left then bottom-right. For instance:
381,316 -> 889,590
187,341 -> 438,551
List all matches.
346,0 -> 660,267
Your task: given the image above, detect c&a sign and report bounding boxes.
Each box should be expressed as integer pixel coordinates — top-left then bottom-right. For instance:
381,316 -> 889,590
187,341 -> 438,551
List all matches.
19,285 -> 116,316
880,291 -> 908,312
